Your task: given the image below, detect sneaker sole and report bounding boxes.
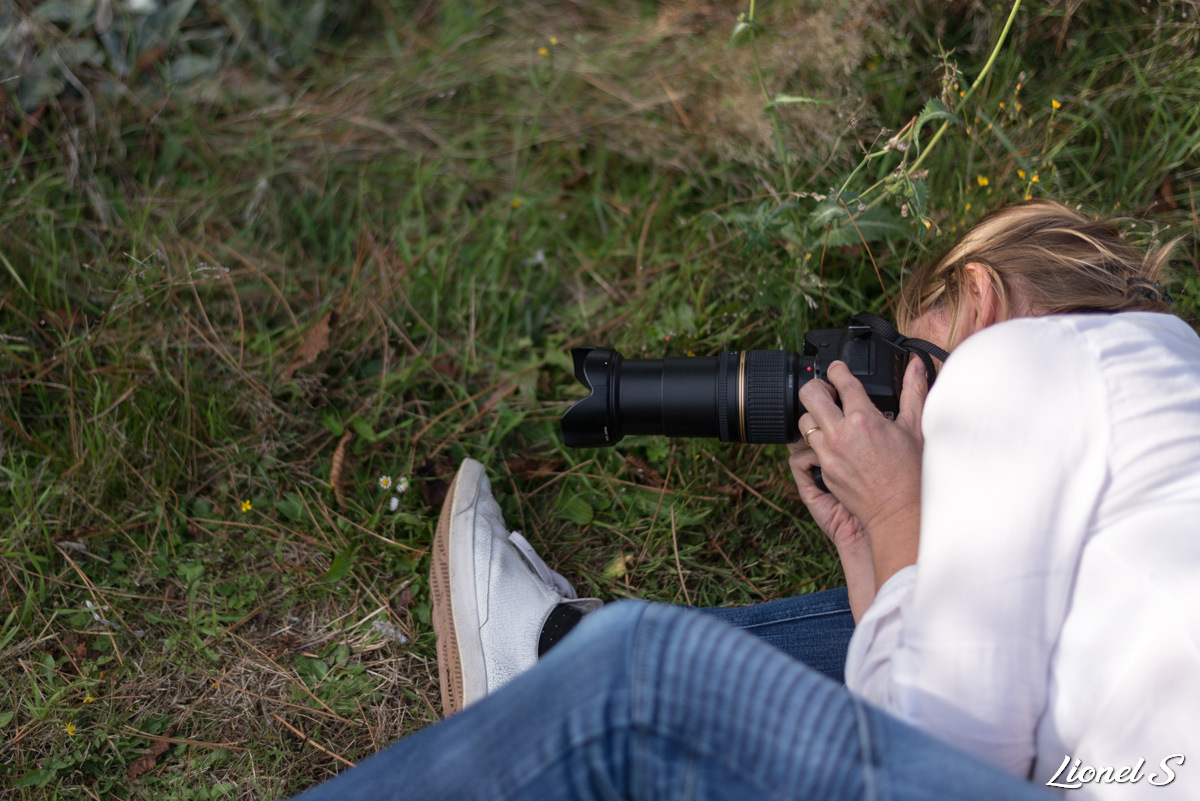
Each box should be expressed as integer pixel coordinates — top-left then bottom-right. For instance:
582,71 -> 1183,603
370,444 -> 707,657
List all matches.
430,460 -> 489,715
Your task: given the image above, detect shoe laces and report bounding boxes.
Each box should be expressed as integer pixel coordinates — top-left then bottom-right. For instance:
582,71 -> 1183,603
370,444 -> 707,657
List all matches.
507,532 -> 579,600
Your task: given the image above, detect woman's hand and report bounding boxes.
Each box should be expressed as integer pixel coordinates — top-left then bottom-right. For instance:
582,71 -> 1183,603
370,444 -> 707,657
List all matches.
787,440 -> 869,554
794,358 -> 929,594
789,438 -> 876,621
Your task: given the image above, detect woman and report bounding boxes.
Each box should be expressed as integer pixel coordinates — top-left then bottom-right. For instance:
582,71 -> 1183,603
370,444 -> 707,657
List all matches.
293,200 -> 1198,800
791,200 -> 1199,789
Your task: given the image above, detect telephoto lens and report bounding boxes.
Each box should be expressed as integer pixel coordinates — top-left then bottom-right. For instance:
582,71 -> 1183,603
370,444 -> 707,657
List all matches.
559,320 -> 916,450
559,348 -> 805,448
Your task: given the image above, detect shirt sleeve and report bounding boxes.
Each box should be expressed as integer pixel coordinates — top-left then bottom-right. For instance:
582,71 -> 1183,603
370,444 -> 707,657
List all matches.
844,318 -> 1111,777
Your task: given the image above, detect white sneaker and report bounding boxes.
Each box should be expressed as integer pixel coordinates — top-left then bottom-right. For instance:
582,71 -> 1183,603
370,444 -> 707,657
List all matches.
431,458 -> 602,714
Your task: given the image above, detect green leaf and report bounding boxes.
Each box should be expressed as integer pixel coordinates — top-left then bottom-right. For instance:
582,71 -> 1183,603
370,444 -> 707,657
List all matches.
321,411 -> 344,436
822,216 -> 908,247
12,768 -> 57,788
323,544 -> 357,583
328,642 -> 350,666
274,492 -> 306,522
147,0 -> 197,47
33,0 -> 93,26
729,19 -> 756,46
556,491 -> 594,526
806,198 -> 850,230
912,97 -> 959,155
168,53 -> 219,83
907,177 -> 928,220
294,656 -> 329,682
349,417 -> 378,443
0,710 -> 13,727
809,203 -> 907,247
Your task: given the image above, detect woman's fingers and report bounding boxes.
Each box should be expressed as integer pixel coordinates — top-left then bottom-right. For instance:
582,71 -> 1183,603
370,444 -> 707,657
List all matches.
798,377 -> 840,428
824,361 -> 873,411
787,446 -> 824,498
788,412 -> 822,453
898,357 -> 929,433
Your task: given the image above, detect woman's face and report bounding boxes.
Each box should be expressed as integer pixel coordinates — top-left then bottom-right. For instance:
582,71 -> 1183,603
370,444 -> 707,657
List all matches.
905,307 -> 953,352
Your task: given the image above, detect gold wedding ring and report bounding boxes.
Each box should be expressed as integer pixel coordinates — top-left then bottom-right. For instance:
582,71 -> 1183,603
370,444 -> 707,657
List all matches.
802,426 -> 820,448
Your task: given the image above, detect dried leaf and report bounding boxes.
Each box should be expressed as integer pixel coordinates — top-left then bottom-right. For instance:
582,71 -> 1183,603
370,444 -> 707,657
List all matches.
1153,178 -> 1178,212
602,554 -> 634,581
329,430 -> 352,507
284,312 -> 333,379
416,458 -> 450,509
506,455 -> 564,480
479,380 -> 516,414
127,726 -> 176,779
430,353 -> 460,380
134,46 -> 168,75
623,455 -> 665,488
395,588 -> 414,613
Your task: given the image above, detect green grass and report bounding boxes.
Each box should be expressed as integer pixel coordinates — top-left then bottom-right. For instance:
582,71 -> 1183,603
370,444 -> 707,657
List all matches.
1,0 -> 1198,797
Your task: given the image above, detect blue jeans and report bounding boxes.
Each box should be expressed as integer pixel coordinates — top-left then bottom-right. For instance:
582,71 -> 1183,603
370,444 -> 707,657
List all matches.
699,586 -> 856,683
291,597 -> 1053,800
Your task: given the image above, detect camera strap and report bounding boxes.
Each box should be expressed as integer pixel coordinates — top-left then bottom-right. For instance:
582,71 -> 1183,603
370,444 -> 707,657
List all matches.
851,312 -> 950,387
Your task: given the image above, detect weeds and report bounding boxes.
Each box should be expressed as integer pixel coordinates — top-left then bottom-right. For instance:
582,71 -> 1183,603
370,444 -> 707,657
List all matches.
1,0 -> 1198,797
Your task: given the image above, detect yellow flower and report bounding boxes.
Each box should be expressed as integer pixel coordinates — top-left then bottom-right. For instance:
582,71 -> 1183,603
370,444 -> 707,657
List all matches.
1031,174 -> 1040,183
511,198 -> 522,209
240,500 -> 252,513
965,202 -> 972,211
959,90 -> 965,98
549,37 -> 559,45
84,695 -> 95,704
66,722 -> 77,736
976,176 -> 989,187
538,47 -> 549,57
923,219 -> 932,230
999,101 -> 1006,109
1017,169 -> 1026,180
1025,194 -> 1033,200
1052,99 -> 1062,110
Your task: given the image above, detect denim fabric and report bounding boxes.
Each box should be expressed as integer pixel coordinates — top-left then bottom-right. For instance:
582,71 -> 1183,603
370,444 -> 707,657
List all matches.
290,601 -> 1054,801
699,586 -> 854,683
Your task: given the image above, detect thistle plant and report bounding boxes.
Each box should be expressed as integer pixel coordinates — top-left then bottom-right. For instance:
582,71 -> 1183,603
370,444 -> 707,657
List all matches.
729,0 -> 1026,316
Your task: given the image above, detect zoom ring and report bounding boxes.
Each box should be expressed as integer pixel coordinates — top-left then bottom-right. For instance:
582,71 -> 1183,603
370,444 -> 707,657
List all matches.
717,352 -> 732,441
745,351 -> 791,443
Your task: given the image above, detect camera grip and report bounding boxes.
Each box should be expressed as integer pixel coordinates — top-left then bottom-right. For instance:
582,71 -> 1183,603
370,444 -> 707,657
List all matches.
811,466 -> 829,494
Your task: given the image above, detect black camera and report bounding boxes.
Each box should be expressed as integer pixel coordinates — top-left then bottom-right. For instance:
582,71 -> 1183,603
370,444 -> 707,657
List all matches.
560,313 -> 942,449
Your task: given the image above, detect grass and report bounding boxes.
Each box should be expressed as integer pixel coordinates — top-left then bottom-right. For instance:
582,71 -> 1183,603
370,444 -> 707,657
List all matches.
1,0 -> 1198,797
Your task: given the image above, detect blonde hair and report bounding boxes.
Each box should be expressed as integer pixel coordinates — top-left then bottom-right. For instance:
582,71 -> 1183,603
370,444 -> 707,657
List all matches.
898,199 -> 1181,348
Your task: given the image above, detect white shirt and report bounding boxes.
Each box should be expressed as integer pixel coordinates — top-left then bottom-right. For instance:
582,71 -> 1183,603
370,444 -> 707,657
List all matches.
845,312 -> 1200,799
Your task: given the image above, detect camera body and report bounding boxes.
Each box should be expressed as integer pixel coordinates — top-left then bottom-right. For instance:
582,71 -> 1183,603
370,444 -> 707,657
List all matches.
561,320 -> 911,448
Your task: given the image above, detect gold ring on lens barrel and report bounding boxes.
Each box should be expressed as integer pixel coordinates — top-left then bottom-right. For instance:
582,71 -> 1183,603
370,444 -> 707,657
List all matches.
737,351 -> 748,442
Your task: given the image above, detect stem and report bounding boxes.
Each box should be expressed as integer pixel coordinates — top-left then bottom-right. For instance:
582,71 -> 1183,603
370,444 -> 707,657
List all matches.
745,0 -> 793,193
850,0 -> 1022,220
751,38 -> 794,193
905,0 -> 1023,177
